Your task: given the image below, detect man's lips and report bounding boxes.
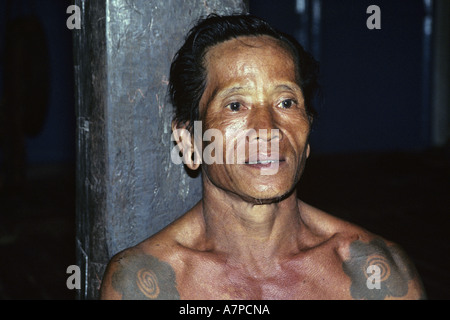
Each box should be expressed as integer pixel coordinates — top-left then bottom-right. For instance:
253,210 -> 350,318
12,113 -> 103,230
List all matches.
245,159 -> 284,164
244,153 -> 285,165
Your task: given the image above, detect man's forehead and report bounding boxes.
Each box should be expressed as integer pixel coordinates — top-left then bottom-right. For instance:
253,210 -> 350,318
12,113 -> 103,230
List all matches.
204,36 -> 296,82
205,35 -> 292,60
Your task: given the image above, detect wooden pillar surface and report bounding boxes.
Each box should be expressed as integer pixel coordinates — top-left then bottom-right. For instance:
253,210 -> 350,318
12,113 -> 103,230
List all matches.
73,0 -> 246,299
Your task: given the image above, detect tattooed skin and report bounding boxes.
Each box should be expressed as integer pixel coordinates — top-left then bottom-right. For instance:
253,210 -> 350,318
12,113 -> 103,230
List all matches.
111,253 -> 180,300
342,238 -> 417,300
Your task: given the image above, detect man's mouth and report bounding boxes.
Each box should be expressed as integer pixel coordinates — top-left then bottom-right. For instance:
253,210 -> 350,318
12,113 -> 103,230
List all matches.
244,156 -> 286,170
244,152 -> 284,164
245,160 -> 281,165
243,158 -> 284,175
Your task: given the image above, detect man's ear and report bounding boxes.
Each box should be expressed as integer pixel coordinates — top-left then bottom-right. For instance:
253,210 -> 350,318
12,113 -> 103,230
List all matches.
171,120 -> 201,170
306,144 -> 310,158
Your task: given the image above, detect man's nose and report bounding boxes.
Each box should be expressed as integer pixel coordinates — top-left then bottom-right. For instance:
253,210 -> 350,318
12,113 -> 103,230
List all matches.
248,106 -> 281,141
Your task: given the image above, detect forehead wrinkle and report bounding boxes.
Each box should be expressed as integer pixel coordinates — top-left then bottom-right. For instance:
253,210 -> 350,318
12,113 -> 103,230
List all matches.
219,85 -> 252,98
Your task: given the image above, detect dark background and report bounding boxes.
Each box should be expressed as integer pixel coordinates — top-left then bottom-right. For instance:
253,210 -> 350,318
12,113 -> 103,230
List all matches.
0,0 -> 448,299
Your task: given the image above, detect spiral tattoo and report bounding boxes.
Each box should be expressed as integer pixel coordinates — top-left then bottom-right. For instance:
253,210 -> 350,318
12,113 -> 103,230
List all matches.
136,268 -> 160,299
343,238 -> 417,300
112,253 -> 180,300
364,254 -> 391,282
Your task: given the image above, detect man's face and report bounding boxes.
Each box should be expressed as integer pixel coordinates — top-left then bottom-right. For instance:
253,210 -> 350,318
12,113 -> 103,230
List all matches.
198,35 -> 311,203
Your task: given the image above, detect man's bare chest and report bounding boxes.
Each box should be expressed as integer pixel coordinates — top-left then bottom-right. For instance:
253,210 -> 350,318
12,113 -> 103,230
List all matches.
172,252 -> 351,300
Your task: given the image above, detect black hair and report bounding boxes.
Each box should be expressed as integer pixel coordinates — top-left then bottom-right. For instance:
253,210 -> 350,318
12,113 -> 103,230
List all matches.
168,13 -> 320,132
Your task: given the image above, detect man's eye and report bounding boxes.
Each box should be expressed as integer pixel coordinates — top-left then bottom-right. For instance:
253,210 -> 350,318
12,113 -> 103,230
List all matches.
278,99 -> 296,109
226,102 -> 241,112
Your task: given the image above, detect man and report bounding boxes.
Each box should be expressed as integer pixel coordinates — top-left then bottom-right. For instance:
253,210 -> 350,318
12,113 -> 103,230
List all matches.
100,14 -> 426,300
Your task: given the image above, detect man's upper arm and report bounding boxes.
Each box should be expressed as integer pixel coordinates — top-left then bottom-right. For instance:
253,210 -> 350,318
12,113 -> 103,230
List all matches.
342,237 -> 426,300
100,249 -> 180,300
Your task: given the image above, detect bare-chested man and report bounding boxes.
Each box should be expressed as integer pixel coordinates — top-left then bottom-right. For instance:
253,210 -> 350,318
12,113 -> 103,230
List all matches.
100,14 -> 426,300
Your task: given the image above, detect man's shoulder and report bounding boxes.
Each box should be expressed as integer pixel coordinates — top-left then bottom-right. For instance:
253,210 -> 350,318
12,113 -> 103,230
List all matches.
100,243 -> 181,300
99,208 -> 202,300
299,201 -> 426,299
340,235 -> 426,299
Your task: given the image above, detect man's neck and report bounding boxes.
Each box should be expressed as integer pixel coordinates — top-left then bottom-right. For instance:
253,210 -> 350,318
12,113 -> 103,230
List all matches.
200,174 -> 303,278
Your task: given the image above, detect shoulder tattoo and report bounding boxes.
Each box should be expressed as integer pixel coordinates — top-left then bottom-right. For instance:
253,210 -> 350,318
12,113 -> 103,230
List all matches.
342,238 -> 420,300
111,253 -> 180,300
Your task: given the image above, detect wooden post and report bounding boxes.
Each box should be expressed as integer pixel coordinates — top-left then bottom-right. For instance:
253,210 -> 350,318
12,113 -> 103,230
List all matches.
73,0 -> 246,299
